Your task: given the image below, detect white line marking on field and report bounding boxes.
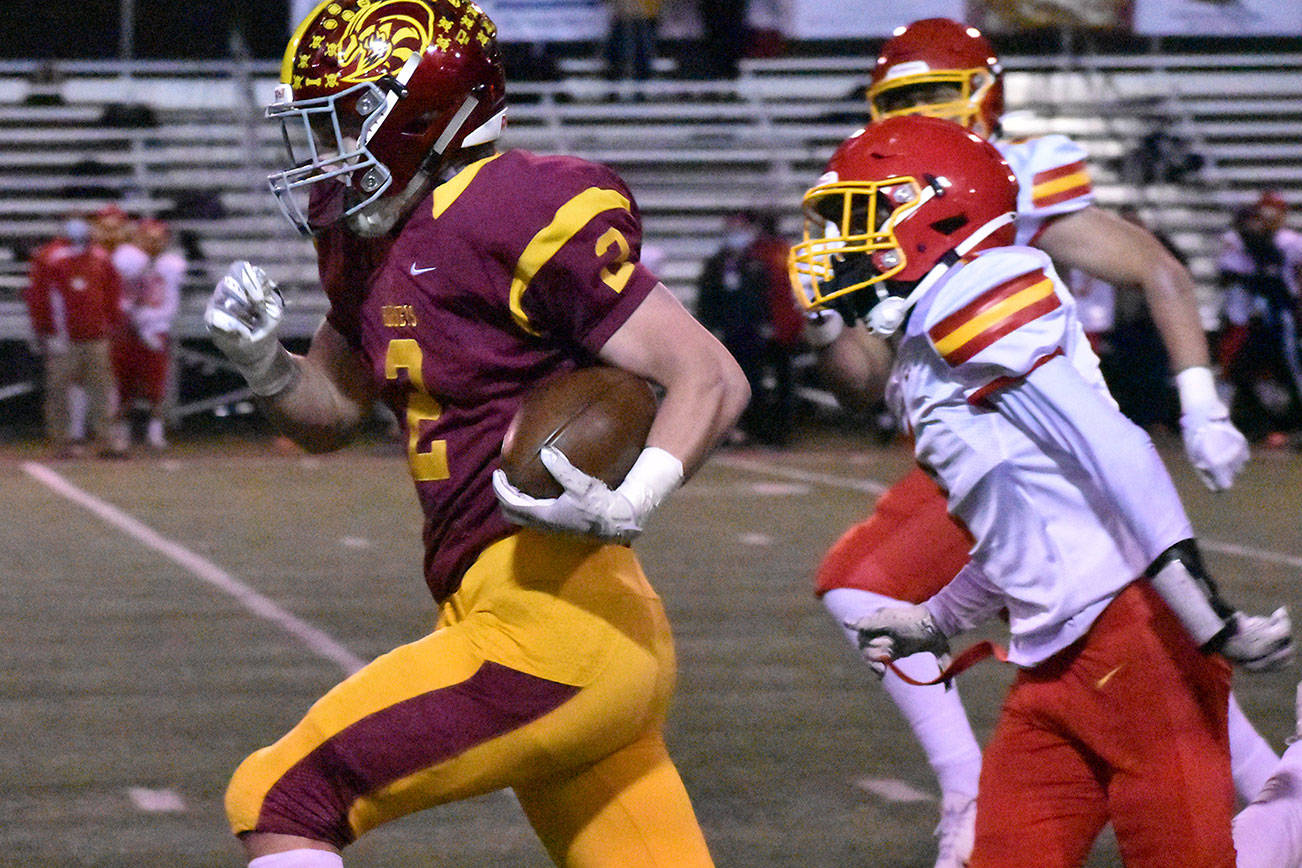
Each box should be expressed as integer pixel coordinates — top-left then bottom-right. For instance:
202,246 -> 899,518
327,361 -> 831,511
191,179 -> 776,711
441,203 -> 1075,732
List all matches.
128,787 -> 186,812
1203,539 -> 1302,570
739,532 -> 772,546
712,454 -> 888,496
750,481 -> 812,496
855,777 -> 935,803
22,462 -> 365,675
339,536 -> 372,549
717,456 -> 1302,572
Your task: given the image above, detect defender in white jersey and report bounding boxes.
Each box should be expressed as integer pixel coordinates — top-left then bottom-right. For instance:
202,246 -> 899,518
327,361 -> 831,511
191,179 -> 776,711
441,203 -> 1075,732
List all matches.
803,19 -> 1258,865
791,114 -> 1294,868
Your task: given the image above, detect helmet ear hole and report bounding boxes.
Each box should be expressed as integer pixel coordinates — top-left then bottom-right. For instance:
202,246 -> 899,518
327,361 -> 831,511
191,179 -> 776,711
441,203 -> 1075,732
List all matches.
929,215 -> 969,235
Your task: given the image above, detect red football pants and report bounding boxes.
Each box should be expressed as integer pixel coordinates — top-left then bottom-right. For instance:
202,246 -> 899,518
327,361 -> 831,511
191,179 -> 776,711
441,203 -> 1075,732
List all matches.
972,582 -> 1235,868
814,464 -> 972,602
110,331 -> 170,406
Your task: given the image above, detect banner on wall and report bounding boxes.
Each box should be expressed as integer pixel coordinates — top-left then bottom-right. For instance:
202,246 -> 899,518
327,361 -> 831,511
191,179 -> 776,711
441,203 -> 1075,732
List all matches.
785,0 -> 964,39
1134,0 -> 1302,34
476,0 -> 607,41
966,0 -> 1132,32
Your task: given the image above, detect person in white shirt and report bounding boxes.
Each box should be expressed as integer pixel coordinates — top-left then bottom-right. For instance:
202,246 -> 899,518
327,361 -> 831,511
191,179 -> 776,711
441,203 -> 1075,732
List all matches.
791,114 -> 1293,867
107,218 -> 185,453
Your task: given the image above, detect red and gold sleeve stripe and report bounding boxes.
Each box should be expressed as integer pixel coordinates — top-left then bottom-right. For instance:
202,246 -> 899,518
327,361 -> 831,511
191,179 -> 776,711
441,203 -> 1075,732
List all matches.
1031,160 -> 1091,209
928,270 -> 1059,366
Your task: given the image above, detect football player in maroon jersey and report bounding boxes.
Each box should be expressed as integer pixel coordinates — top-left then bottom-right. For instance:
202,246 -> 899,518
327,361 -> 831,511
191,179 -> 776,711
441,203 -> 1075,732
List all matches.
204,2 -> 747,865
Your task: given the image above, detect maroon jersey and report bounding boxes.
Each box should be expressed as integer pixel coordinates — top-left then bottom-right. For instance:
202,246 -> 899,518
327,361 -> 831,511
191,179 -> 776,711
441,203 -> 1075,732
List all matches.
317,150 -> 659,601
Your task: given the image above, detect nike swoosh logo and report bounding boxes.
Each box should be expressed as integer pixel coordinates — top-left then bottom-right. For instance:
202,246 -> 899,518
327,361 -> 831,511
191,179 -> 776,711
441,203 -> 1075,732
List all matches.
409,263 -> 437,276
1095,663 -> 1126,690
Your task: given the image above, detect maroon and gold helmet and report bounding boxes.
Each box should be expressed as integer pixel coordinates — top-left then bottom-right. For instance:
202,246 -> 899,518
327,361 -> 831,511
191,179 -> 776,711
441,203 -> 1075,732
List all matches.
867,18 -> 1004,139
268,0 -> 506,235
789,116 -> 1017,333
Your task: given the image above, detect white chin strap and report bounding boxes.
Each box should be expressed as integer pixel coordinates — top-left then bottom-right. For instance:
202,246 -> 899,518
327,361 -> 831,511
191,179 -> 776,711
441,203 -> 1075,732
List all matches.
867,211 -> 1016,336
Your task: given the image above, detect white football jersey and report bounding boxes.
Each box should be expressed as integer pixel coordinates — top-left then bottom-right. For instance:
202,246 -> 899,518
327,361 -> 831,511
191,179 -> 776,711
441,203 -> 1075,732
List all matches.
995,135 -> 1095,247
889,246 -> 1193,665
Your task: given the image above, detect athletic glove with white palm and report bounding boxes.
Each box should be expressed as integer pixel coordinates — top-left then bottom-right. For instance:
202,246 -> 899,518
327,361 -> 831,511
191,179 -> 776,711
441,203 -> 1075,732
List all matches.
1177,366 -> 1249,492
492,445 -> 682,544
204,260 -> 298,396
846,604 -> 952,677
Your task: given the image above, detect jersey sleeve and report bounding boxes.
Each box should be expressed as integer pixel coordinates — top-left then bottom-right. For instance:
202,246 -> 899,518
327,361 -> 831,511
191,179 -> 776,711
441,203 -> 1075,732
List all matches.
999,136 -> 1095,246
24,247 -> 54,334
510,161 -> 659,355
922,248 -> 1073,403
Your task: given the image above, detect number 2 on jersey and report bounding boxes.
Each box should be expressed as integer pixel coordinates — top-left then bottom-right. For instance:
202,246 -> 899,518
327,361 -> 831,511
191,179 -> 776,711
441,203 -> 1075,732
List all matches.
384,339 -> 449,482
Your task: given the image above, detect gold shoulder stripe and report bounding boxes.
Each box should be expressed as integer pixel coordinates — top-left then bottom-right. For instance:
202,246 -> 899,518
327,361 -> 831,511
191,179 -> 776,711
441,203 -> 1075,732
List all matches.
431,154 -> 501,219
509,186 -> 632,335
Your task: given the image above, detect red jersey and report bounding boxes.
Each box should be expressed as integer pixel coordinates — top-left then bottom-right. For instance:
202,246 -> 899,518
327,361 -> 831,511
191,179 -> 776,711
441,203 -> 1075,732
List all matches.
316,150 -> 659,601
25,240 -> 123,341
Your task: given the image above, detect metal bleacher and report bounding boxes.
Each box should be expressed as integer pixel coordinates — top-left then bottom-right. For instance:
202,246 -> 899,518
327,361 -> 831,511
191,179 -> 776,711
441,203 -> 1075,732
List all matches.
1,46 -> 1300,349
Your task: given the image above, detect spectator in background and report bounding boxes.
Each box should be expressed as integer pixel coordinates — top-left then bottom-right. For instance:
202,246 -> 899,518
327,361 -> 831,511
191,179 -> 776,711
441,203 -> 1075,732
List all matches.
604,0 -> 661,89
22,61 -> 66,106
696,0 -> 748,79
1218,191 -> 1302,446
696,209 -> 795,445
23,216 -> 122,458
90,204 -> 133,254
106,218 -> 185,455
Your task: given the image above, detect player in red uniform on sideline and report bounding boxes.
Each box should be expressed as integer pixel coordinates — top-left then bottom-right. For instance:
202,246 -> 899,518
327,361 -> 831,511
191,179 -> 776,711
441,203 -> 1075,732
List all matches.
792,114 -> 1293,868
203,2 -> 748,866
803,19 -> 1264,866
107,218 -> 184,454
24,215 -> 123,457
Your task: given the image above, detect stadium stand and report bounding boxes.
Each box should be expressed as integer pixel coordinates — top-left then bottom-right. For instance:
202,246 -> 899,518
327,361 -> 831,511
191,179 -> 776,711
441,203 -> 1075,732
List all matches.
0,48 -> 1297,358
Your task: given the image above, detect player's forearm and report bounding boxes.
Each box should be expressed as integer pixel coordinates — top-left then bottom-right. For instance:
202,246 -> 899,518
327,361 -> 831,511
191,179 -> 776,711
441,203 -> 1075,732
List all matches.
924,562 -> 1004,636
1137,251 -> 1210,372
647,351 -> 749,479
257,352 -> 367,453
813,323 -> 893,411
1039,208 -> 1210,372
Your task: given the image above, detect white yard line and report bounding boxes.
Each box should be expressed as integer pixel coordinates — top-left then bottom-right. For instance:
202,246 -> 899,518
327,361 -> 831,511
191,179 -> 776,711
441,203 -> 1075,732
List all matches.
127,787 -> 187,812
714,455 -> 1302,571
711,454 -> 890,496
854,777 -> 935,803
22,461 -> 366,675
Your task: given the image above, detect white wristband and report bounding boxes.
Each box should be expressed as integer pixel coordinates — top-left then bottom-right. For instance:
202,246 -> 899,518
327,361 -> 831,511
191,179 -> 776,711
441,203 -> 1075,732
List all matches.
1175,366 -> 1222,416
616,446 -> 684,518
243,342 -> 301,397
804,310 -> 844,349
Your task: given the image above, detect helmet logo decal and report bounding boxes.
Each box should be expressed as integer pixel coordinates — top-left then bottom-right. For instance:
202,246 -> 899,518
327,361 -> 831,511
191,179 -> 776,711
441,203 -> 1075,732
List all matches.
291,0 -> 498,88
330,2 -> 437,84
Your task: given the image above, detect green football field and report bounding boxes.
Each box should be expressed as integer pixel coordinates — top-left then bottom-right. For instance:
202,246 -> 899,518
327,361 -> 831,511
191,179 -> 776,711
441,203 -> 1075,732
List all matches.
3,428 -> 1299,866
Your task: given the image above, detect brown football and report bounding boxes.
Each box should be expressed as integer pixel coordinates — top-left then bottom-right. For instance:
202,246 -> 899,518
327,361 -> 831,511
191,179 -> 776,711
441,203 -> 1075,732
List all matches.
501,366 -> 658,499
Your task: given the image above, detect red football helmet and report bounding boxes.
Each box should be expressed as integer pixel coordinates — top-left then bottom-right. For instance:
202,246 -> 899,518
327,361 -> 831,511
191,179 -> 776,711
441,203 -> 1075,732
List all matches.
267,0 -> 507,235
789,115 -> 1017,333
867,18 -> 1004,139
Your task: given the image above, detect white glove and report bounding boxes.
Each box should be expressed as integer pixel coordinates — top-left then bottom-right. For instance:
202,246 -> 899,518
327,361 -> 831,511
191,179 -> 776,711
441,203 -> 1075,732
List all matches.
1222,607 -> 1294,672
845,604 -> 951,677
204,261 -> 297,396
492,445 -> 682,544
1177,366 -> 1249,491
